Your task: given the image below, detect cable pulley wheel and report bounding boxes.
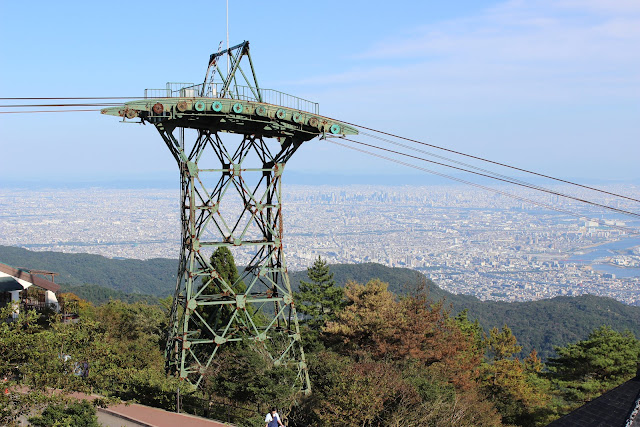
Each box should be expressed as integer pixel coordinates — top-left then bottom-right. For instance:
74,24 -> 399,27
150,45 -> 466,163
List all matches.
177,101 -> 188,112
276,109 -> 286,119
212,101 -> 223,112
233,103 -> 243,114
195,101 -> 206,112
152,103 -> 164,115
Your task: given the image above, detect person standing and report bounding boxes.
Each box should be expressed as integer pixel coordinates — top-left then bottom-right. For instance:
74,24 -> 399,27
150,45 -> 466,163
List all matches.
264,407 -> 284,427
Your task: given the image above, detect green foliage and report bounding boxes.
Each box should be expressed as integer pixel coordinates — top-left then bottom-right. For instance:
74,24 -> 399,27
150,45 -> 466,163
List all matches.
0,244 -> 177,296
58,283 -> 159,306
5,245 -> 640,361
0,387 -> 56,427
0,297 -> 178,419
486,325 -> 522,361
458,295 -> 640,360
295,256 -> 344,330
547,325 -> 640,406
209,247 -> 245,292
203,340 -> 299,421
29,400 -> 99,427
198,247 -> 252,336
480,328 -> 552,426
5,248 -> 640,426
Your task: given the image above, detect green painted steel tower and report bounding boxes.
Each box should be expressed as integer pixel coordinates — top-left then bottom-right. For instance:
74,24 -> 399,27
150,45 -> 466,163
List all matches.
102,41 -> 357,391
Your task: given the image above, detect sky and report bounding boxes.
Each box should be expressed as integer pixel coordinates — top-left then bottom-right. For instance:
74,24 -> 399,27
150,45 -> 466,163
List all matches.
0,0 -> 638,186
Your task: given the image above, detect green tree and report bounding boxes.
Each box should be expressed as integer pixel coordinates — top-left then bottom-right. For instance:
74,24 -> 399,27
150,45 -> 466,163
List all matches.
547,325 -> 640,406
202,339 -> 299,423
296,256 -> 343,330
209,247 -> 246,294
481,326 -> 551,426
29,400 -> 100,427
199,247 -> 248,333
0,300 -> 182,422
486,325 -> 522,362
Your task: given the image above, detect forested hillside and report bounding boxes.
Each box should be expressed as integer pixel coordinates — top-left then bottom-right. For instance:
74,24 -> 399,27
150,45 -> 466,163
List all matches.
0,245 -> 177,296
295,264 -> 640,359
2,249 -> 640,426
2,245 -> 640,359
58,284 -> 159,306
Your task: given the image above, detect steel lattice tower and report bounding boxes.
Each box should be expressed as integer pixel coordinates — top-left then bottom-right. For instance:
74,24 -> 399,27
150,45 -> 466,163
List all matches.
102,41 -> 357,390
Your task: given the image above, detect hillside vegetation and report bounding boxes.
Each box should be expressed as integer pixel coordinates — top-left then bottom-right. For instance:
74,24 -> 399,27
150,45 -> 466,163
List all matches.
0,245 -> 177,296
2,245 -> 640,359
2,251 -> 640,426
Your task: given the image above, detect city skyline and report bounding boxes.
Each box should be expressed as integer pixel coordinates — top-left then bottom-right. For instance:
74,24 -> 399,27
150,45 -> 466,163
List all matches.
1,184 -> 638,306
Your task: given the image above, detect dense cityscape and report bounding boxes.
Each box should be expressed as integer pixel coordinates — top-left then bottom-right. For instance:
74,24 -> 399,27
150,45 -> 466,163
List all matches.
1,184 -> 639,305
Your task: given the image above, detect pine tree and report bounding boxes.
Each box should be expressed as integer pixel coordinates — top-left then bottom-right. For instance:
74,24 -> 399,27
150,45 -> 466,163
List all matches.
547,325 -> 640,405
481,326 -> 552,426
295,256 -> 343,330
209,246 -> 246,294
200,247 -> 247,331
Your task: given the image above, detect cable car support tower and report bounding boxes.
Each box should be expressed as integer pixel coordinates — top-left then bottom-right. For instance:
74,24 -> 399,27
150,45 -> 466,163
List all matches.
101,41 -> 357,392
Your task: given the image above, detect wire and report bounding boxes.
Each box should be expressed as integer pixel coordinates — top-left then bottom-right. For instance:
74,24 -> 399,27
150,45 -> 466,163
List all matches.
332,118 -> 640,204
2,100 -> 637,217
327,138 -> 639,235
0,103 -> 123,108
357,129 -> 611,206
0,109 -> 102,114
0,97 -> 139,100
335,136 -> 640,220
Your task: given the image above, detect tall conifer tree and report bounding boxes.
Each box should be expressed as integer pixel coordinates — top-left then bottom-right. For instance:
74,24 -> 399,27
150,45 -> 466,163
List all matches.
296,256 -> 343,329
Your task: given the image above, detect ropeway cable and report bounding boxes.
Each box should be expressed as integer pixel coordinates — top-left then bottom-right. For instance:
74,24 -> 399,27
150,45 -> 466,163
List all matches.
335,136 -> 640,221
330,118 -> 640,204
326,138 -> 639,235
0,109 -> 102,114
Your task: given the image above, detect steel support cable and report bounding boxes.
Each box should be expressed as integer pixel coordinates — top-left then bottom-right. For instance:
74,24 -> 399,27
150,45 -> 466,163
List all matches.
355,131 -> 640,223
0,97 -> 140,100
0,103 -> 124,107
358,129 -> 602,203
330,118 -> 640,204
337,136 -> 640,220
0,109 -> 102,114
326,138 -> 639,236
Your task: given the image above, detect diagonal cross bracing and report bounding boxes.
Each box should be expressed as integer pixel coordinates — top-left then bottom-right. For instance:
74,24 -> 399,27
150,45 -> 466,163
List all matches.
159,125 -> 310,391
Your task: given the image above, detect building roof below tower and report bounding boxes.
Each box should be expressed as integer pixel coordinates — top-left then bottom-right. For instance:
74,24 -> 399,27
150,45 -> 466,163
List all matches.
0,262 -> 60,293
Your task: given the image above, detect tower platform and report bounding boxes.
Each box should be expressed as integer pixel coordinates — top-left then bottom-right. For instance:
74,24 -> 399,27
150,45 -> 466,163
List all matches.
101,82 -> 357,141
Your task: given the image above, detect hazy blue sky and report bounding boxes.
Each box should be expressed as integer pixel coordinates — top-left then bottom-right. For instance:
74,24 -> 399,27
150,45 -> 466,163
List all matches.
1,0 -> 638,185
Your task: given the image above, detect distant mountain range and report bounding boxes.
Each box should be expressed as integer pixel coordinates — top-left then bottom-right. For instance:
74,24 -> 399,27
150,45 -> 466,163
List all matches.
2,244 -> 639,359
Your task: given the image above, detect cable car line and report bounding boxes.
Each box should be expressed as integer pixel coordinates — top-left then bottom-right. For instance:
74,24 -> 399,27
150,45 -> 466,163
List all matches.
357,129 -> 605,204
0,109 -> 102,114
0,103 -> 123,108
330,118 -> 640,204
2,103 -> 638,219
335,136 -> 640,220
327,138 -> 639,236
0,97 -> 139,100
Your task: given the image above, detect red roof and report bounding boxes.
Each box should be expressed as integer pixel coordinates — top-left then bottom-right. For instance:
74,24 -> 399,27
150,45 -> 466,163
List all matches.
0,262 -> 60,293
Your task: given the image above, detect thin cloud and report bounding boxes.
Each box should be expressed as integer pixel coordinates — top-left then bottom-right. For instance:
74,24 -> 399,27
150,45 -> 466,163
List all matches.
286,0 -> 639,109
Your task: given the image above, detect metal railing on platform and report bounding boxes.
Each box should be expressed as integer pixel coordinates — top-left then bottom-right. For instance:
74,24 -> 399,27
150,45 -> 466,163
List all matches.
144,82 -> 319,114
